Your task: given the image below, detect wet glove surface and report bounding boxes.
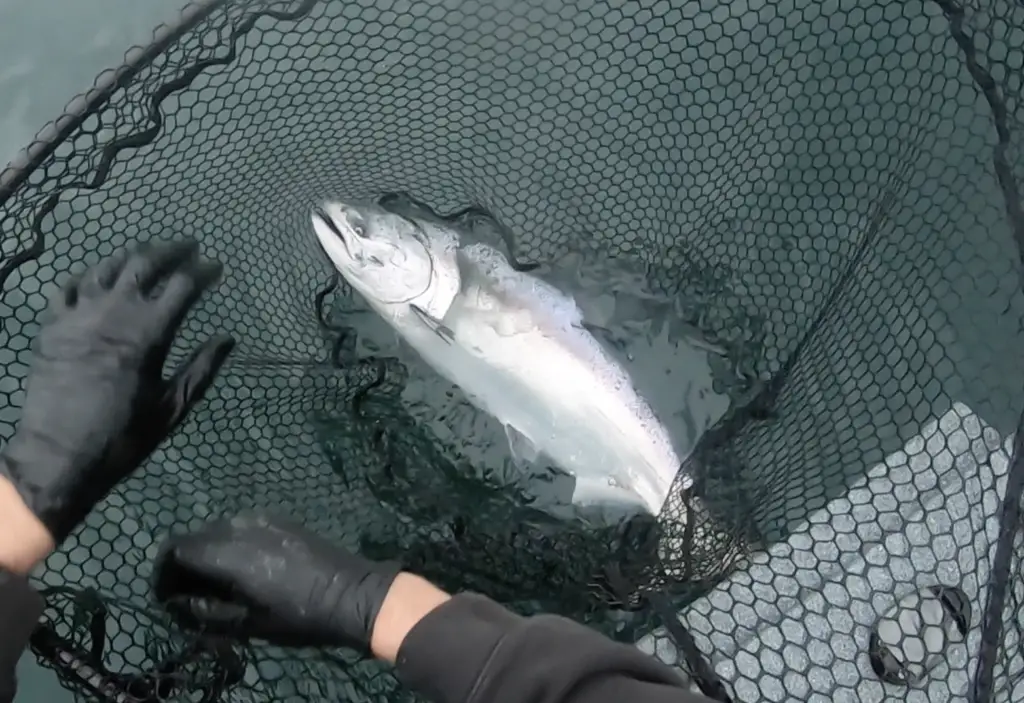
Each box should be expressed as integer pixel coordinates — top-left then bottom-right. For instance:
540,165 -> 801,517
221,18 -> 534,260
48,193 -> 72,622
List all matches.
152,514 -> 402,651
0,239 -> 235,542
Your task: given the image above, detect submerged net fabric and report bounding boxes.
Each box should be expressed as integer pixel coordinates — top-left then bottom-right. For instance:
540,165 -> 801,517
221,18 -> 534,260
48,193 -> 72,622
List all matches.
1,0 -> 1023,701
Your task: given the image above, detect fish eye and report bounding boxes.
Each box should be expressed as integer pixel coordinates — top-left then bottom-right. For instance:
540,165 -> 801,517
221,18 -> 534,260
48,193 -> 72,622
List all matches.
346,214 -> 368,239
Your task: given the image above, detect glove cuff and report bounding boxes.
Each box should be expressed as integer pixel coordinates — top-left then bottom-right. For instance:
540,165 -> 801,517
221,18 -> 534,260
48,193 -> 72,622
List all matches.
324,558 -> 403,650
363,559 -> 404,641
0,451 -> 80,544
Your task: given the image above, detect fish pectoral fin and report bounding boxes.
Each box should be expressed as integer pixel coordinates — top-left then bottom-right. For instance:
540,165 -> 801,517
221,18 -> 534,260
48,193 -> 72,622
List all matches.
410,304 -> 455,344
579,321 -> 610,337
580,322 -> 628,353
504,423 -> 541,467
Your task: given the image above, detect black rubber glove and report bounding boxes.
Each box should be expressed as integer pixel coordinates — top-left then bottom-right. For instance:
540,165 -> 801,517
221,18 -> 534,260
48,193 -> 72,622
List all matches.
152,514 -> 402,651
0,239 -> 235,542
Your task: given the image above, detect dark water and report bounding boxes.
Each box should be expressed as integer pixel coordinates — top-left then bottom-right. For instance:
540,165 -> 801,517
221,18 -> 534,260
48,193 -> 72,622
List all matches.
336,193 -> 737,513
305,194 -> 758,633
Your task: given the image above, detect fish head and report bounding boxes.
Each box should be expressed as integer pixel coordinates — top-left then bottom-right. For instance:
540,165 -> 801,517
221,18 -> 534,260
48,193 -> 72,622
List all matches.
311,200 -> 439,306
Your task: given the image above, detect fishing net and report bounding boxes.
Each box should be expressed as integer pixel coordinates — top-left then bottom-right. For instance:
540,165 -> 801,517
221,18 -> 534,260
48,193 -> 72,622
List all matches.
1,0 -> 1022,700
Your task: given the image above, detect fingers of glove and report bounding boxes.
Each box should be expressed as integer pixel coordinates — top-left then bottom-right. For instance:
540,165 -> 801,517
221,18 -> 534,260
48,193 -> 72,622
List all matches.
155,514 -> 282,570
161,333 -> 235,430
78,250 -> 129,299
163,594 -> 328,648
154,514 -> 330,598
162,595 -> 251,635
150,258 -> 224,337
156,533 -> 238,588
224,512 -> 320,543
153,546 -> 235,604
158,528 -> 286,604
52,271 -> 82,311
153,543 -> 269,633
116,239 -> 200,297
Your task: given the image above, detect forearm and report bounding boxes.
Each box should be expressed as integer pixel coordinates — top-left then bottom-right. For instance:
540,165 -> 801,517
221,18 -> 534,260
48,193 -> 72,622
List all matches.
370,573 -> 451,663
380,576 -> 715,703
0,474 -> 54,576
0,476 -> 52,703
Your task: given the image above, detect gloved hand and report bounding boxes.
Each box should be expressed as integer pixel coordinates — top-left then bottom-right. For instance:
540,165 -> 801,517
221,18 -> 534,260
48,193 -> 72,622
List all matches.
152,514 -> 402,651
0,239 -> 235,543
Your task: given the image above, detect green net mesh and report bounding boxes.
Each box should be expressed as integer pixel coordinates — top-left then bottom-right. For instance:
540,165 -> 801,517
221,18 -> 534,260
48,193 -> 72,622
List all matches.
1,0 -> 1023,701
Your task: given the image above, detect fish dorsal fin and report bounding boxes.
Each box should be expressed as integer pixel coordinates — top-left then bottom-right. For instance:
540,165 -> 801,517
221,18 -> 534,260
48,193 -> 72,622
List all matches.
459,243 -> 583,329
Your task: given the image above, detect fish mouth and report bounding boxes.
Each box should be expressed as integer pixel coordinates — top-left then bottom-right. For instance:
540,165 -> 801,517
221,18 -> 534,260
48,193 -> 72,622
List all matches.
312,203 -> 354,258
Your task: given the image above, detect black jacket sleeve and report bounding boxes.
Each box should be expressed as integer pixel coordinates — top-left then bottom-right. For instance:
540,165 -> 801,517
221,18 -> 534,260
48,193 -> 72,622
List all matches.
395,593 -> 717,703
0,566 -> 44,703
